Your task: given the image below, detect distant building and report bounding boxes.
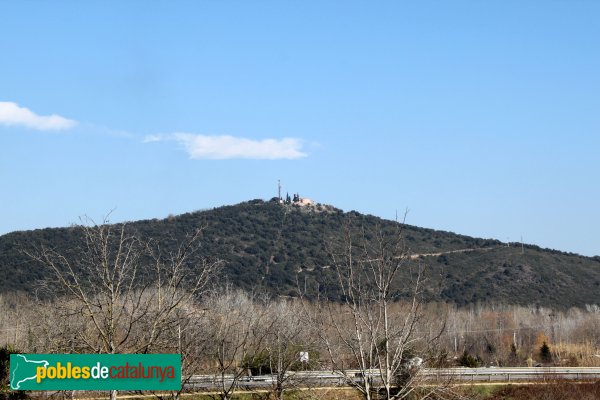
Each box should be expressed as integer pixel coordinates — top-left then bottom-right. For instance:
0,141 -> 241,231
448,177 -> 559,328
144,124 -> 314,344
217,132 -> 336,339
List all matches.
277,182 -> 314,206
290,193 -> 313,206
297,197 -> 314,206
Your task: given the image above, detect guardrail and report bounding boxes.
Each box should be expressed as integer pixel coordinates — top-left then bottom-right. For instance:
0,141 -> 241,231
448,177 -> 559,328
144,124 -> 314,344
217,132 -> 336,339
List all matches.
187,367 -> 600,389
422,367 -> 600,382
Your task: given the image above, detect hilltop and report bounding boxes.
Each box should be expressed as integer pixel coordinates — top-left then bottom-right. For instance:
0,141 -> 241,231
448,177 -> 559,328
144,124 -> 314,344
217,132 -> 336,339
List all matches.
1,199 -> 599,308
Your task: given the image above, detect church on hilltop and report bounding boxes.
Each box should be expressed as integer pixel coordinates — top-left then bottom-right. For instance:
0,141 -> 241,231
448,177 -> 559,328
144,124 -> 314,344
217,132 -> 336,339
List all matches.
276,180 -> 314,206
281,192 -> 314,206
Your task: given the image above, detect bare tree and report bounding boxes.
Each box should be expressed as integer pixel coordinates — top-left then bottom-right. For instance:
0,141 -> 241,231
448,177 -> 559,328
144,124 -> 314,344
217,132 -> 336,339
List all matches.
262,299 -> 320,400
311,219 -> 446,400
27,217 -> 221,400
202,288 -> 273,400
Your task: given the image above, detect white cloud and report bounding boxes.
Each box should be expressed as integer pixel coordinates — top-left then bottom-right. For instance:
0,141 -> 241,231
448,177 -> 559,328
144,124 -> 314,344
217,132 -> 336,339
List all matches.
0,102 -> 77,131
142,134 -> 163,143
145,133 -> 307,160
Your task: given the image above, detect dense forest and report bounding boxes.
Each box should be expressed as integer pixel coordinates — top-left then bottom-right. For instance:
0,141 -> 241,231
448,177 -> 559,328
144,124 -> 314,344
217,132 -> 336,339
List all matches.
1,199 -> 599,308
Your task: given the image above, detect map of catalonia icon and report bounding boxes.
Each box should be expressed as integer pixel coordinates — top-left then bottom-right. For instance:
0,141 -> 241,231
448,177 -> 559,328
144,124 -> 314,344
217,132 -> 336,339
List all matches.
10,354 -> 50,390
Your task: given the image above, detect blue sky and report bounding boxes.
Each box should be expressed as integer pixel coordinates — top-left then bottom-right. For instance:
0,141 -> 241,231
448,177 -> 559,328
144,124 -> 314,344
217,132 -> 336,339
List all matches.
1,1 -> 598,256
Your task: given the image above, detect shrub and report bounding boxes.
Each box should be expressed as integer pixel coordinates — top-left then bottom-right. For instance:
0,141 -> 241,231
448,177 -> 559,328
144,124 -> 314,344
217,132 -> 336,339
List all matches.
457,351 -> 480,368
540,341 -> 552,362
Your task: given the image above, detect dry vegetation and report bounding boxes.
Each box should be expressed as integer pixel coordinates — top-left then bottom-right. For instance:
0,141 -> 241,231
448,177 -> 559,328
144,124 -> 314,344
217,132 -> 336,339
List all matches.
441,303 -> 600,367
3,294 -> 600,373
3,293 -> 600,400
487,381 -> 600,400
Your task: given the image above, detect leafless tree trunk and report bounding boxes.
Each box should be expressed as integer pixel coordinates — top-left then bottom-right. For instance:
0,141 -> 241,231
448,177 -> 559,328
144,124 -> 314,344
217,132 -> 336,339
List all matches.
263,299 -> 318,400
27,216 -> 221,400
202,288 -> 273,400
310,218 -> 447,400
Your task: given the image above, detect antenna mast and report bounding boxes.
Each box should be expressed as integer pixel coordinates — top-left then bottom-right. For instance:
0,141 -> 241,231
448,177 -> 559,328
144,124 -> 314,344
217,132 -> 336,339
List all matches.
278,179 -> 282,201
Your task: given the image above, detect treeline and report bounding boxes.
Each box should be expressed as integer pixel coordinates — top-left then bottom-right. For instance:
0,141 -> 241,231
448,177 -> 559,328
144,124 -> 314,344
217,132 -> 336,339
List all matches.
442,303 -> 600,367
2,294 -> 600,390
5,294 -> 599,369
3,200 -> 599,307
0,200 -> 496,300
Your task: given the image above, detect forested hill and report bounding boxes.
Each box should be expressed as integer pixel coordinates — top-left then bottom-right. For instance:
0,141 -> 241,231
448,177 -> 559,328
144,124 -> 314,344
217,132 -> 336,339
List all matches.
1,199 -> 599,308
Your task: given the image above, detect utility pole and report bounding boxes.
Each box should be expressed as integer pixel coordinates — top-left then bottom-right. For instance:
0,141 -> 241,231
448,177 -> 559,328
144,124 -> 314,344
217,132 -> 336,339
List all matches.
454,336 -> 458,353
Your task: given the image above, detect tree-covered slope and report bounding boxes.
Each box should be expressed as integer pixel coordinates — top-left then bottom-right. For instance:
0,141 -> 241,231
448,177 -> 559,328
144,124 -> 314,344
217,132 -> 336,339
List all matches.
1,199 -> 599,308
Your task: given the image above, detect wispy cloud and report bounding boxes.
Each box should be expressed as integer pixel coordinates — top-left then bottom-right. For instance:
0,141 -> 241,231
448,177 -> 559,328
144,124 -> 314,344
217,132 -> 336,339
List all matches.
0,101 -> 77,131
143,134 -> 163,143
145,133 -> 307,160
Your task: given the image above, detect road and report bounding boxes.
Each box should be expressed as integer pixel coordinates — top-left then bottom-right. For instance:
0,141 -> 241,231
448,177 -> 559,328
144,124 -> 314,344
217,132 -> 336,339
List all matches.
186,367 -> 600,389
